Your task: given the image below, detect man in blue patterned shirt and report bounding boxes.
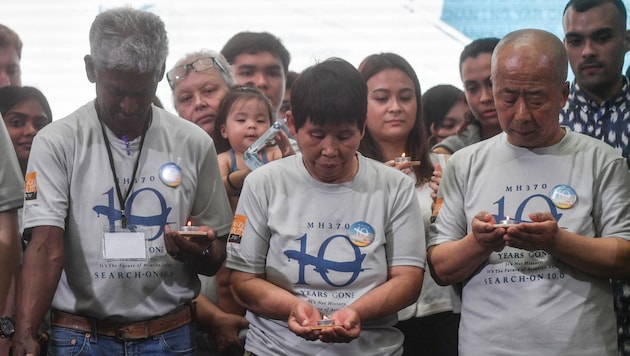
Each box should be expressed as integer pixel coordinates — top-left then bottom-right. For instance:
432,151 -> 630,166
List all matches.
562,0 -> 630,354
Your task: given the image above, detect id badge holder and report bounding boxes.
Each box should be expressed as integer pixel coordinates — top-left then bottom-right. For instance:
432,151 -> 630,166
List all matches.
102,224 -> 150,261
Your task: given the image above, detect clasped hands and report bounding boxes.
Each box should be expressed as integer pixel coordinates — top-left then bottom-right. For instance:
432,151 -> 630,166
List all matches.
287,300 -> 361,344
472,211 -> 560,252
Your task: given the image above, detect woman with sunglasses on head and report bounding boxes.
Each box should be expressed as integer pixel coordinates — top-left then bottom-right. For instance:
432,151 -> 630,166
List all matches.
168,50 -> 249,356
169,50 -> 234,138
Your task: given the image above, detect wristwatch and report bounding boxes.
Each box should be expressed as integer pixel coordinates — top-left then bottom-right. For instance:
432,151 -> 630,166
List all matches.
0,316 -> 14,339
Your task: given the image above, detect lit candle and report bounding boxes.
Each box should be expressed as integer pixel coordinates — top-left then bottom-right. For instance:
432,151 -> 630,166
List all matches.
395,153 -> 421,167
180,221 -> 197,232
310,315 -> 337,329
395,152 -> 411,165
493,216 -> 519,228
317,315 -> 335,326
179,221 -> 206,236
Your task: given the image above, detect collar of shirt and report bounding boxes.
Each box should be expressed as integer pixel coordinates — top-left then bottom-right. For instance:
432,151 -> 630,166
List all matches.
568,76 -> 630,113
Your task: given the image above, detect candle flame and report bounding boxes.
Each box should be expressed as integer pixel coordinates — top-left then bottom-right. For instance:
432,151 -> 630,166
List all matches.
401,152 -> 406,158
505,216 -> 510,220
322,315 -> 329,320
186,220 -> 192,227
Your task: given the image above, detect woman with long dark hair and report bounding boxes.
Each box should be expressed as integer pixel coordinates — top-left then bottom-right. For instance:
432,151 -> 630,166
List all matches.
358,53 -> 459,356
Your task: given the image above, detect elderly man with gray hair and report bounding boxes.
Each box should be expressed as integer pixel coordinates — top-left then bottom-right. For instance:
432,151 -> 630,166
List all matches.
11,7 -> 232,355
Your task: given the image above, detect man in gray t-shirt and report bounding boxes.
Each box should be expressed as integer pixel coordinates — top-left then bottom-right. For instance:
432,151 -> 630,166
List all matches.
11,8 -> 232,356
429,29 -> 630,356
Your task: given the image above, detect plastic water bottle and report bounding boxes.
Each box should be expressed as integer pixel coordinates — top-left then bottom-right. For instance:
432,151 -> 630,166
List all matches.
243,118 -> 287,170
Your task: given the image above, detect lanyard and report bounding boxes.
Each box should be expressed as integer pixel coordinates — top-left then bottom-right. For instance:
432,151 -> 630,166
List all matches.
100,118 -> 149,228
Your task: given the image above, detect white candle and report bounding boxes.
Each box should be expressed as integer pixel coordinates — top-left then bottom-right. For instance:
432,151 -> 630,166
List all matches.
317,318 -> 335,326
395,155 -> 411,165
493,216 -> 518,228
179,222 -> 206,237
180,225 -> 198,232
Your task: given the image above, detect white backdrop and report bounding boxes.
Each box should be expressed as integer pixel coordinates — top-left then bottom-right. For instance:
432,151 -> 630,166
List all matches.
0,0 -> 468,119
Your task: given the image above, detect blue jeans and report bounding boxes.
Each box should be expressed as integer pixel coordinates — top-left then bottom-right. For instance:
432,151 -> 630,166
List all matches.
47,323 -> 196,356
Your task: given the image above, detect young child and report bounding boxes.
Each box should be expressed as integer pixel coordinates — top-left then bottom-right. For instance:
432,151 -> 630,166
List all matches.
213,85 -> 283,212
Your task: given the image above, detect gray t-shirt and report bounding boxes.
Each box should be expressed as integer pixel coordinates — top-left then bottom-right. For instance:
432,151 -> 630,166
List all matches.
23,102 -> 233,321
227,153 -> 425,356
431,124 -> 481,154
429,131 -> 630,356
0,115 -> 23,212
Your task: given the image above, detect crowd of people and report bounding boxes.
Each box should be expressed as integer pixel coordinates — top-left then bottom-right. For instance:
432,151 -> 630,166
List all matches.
1,0 -> 630,355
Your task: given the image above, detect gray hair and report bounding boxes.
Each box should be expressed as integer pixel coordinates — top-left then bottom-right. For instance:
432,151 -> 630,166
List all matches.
171,49 -> 234,87
89,7 -> 168,73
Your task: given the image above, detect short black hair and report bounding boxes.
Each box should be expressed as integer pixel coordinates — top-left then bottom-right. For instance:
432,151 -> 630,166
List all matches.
564,0 -> 627,24
459,37 -> 500,76
290,58 -> 366,132
221,31 -> 291,73
0,85 -> 52,122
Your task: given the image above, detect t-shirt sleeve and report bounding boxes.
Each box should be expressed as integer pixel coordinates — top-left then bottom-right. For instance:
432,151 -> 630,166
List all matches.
386,176 -> 426,269
0,118 -> 23,212
428,153 -> 469,247
593,157 -> 630,240
225,173 -> 270,275
22,131 -> 70,229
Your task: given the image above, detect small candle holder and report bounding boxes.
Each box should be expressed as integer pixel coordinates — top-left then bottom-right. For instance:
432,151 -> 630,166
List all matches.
180,225 -> 198,232
179,223 -> 207,238
493,217 -> 519,228
310,316 -> 338,329
395,156 -> 411,165
317,318 -> 335,326
395,155 -> 421,167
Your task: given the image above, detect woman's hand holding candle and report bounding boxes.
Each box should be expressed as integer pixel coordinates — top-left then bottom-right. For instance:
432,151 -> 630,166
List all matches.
389,153 -> 420,177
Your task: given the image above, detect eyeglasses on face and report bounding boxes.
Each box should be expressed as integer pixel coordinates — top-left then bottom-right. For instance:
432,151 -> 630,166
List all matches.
166,57 -> 228,88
